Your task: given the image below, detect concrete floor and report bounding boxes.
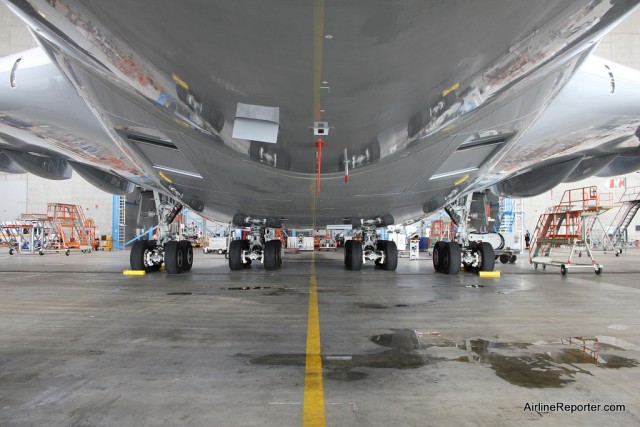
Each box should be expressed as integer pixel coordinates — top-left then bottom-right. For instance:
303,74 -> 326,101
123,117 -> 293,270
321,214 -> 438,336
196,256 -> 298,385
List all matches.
1,247 -> 639,426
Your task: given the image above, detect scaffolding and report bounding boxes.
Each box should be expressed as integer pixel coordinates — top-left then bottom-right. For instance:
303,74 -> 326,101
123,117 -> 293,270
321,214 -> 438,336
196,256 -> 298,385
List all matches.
529,186 -> 607,275
608,185 -> 640,253
47,203 -> 96,252
430,219 -> 455,243
2,214 -> 65,255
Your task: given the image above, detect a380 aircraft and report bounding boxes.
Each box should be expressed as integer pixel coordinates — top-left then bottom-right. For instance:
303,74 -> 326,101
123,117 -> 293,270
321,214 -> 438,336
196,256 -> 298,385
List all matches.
2,0 -> 640,275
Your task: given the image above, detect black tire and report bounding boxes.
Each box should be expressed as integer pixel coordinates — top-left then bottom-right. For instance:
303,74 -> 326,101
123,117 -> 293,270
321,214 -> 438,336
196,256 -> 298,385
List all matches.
65,250 -> 70,256
264,240 -> 279,270
179,241 -> 193,272
382,241 -> 398,271
561,264 -> 567,276
344,240 -> 353,267
229,240 -> 244,270
275,240 -> 283,266
165,241 -> 184,274
9,248 -> 14,255
348,240 -> 363,271
595,267 -> 602,275
130,240 -> 150,271
477,242 -> 495,272
433,241 -> 444,272
509,254 -> 517,264
499,254 -> 509,264
442,242 -> 461,275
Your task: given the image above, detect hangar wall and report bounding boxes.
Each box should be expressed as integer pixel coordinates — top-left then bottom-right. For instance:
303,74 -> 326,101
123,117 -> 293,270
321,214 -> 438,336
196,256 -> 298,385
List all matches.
2,4 -> 640,241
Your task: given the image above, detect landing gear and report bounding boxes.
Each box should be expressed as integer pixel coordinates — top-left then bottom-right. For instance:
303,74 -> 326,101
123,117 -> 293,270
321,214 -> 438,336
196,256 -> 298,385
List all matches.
227,216 -> 284,270
128,191 -> 194,274
130,240 -> 163,272
179,240 -> 193,272
434,191 -> 500,274
264,239 -> 280,270
228,240 -> 247,270
344,240 -> 363,270
433,241 -> 461,274
345,218 -> 398,271
165,241 -> 184,274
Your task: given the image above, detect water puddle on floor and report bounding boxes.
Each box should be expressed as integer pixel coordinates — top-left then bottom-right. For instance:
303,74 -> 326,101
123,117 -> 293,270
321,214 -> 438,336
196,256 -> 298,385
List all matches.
241,329 -> 429,382
444,337 -> 639,388
238,332 -> 638,387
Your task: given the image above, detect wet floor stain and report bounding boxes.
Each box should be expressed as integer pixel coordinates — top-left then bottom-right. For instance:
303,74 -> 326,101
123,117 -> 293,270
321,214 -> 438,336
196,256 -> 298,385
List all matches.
239,333 -> 638,387
240,330 -> 429,381
245,350 -> 427,371
356,303 -> 388,309
220,286 -> 271,291
450,339 -> 639,388
371,329 -> 422,351
326,371 -> 368,381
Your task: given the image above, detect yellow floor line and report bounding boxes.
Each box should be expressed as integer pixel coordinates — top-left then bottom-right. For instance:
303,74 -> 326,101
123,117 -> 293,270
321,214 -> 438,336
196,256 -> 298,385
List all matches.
302,252 -> 325,427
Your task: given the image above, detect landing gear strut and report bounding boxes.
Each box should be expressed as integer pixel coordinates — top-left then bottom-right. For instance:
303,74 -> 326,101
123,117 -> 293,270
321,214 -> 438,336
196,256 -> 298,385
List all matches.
433,192 -> 499,274
228,216 -> 283,270
129,191 -> 193,274
345,218 -> 398,271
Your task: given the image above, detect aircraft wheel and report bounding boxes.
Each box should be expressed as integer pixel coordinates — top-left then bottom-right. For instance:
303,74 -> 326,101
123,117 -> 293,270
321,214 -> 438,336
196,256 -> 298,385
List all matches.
275,240 -> 283,266
165,241 -> 184,274
131,240 -> 153,272
179,241 -> 193,272
147,241 -> 163,271
242,240 -> 252,267
344,240 -> 353,267
442,242 -> 461,275
499,254 -> 509,264
477,242 -> 495,272
509,254 -> 517,263
347,241 -> 363,271
229,240 -> 244,270
382,240 -> 398,271
264,240 -> 279,270
433,241 -> 444,272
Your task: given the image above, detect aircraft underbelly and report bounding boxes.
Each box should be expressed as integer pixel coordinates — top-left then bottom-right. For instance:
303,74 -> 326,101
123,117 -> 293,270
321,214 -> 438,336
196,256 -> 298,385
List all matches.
3,0 -> 640,226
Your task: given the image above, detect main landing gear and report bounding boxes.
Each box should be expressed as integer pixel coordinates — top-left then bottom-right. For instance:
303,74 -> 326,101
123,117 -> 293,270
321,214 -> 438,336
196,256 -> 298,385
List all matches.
129,191 -> 194,274
344,219 -> 398,271
432,192 -> 498,275
228,216 -> 283,271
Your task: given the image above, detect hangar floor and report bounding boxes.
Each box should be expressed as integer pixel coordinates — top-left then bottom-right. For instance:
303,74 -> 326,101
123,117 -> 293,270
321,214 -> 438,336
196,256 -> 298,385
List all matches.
1,247 -> 639,426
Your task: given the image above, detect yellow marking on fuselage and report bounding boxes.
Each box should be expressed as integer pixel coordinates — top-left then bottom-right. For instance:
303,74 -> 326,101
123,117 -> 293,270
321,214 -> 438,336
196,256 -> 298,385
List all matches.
158,171 -> 173,183
172,74 -> 189,90
442,82 -> 459,97
454,174 -> 469,185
